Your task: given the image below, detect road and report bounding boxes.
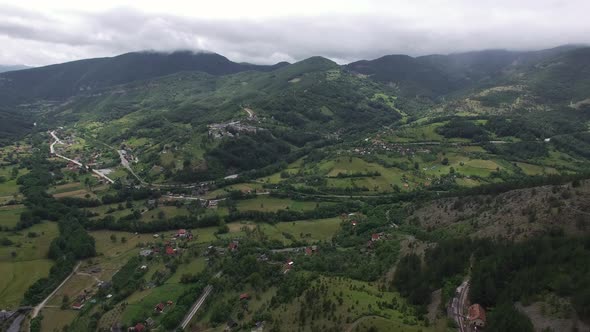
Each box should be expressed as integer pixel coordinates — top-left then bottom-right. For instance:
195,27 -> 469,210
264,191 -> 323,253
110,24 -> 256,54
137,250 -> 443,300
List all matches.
49,131 -> 62,154
31,262 -> 81,319
118,150 -> 147,185
270,246 -> 306,253
50,131 -> 114,184
244,107 -> 255,118
8,315 -> 24,332
449,280 -> 470,332
179,285 -> 213,330
179,271 -> 221,330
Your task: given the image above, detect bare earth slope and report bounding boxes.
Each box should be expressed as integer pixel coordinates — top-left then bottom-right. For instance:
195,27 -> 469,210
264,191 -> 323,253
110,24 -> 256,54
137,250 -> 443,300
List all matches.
408,180 -> 590,241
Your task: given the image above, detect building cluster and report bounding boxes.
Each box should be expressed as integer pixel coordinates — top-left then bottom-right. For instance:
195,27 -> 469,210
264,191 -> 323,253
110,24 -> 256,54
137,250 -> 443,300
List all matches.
208,121 -> 259,139
119,146 -> 138,164
350,137 -> 431,157
138,229 -> 196,259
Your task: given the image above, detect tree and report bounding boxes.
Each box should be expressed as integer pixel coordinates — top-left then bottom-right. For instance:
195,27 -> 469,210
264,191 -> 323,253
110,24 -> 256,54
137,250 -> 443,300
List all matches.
110,234 -> 117,242
441,158 -> 449,165
61,295 -> 70,309
487,302 -> 533,332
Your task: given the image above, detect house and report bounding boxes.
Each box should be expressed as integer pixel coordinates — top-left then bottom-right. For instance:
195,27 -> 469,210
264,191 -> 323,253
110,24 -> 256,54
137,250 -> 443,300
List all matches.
110,323 -> 123,332
145,317 -> 155,327
207,199 -> 219,209
304,245 -> 318,256
283,260 -> 294,274
71,302 -> 84,310
154,302 -> 165,313
239,293 -> 251,301
371,233 -> 383,241
228,241 -> 239,252
467,303 -> 486,328
165,246 -> 175,255
177,229 -> 187,238
129,323 -> 145,332
139,249 -> 152,257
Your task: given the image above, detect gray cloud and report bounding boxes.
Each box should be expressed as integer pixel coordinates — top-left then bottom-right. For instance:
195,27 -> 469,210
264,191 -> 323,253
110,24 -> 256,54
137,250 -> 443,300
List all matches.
0,1 -> 589,66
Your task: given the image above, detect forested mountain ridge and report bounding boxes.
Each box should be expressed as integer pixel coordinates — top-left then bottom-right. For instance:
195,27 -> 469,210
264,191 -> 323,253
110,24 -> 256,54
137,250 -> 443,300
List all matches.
345,45 -> 590,102
0,51 -> 287,107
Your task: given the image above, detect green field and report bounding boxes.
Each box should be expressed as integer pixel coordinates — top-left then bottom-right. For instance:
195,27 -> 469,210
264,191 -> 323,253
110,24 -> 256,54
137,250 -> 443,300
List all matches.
141,205 -> 190,221
0,204 -> 25,228
236,196 -> 322,212
274,217 -> 342,243
0,259 -> 54,309
0,222 -> 59,261
0,222 -> 58,309
0,167 -> 27,197
516,162 -> 559,175
390,122 -> 446,142
120,283 -> 191,325
39,307 -> 80,332
167,256 -> 207,283
229,217 -> 342,245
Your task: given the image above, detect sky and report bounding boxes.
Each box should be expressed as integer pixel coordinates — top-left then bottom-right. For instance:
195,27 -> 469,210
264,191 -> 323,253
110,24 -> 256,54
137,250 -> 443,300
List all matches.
0,0 -> 588,66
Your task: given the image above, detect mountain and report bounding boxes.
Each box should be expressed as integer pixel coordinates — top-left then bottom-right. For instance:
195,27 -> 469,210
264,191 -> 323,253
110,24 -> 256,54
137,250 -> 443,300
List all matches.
1,45 -> 589,144
0,51 -> 288,107
345,45 -> 589,99
526,47 -> 590,104
0,65 -> 31,73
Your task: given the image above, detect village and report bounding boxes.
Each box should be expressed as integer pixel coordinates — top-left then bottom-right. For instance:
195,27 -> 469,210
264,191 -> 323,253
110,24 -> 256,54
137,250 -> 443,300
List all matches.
207,121 -> 260,140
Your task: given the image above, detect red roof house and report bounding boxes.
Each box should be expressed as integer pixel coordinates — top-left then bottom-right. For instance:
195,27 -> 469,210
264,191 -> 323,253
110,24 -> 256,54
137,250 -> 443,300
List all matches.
154,302 -> 165,313
71,302 -> 84,310
165,246 -> 175,255
134,323 -> 145,332
467,304 -> 486,328
371,233 -> 381,241
228,241 -> 239,251
239,293 -> 250,301
177,229 -> 187,237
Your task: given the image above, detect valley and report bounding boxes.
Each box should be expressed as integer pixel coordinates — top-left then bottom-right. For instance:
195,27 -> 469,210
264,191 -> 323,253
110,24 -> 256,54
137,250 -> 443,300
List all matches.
0,46 -> 589,332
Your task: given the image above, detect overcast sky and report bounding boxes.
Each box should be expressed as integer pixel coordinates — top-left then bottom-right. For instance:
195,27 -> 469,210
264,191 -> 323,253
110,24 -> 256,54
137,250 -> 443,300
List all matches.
0,0 -> 588,66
